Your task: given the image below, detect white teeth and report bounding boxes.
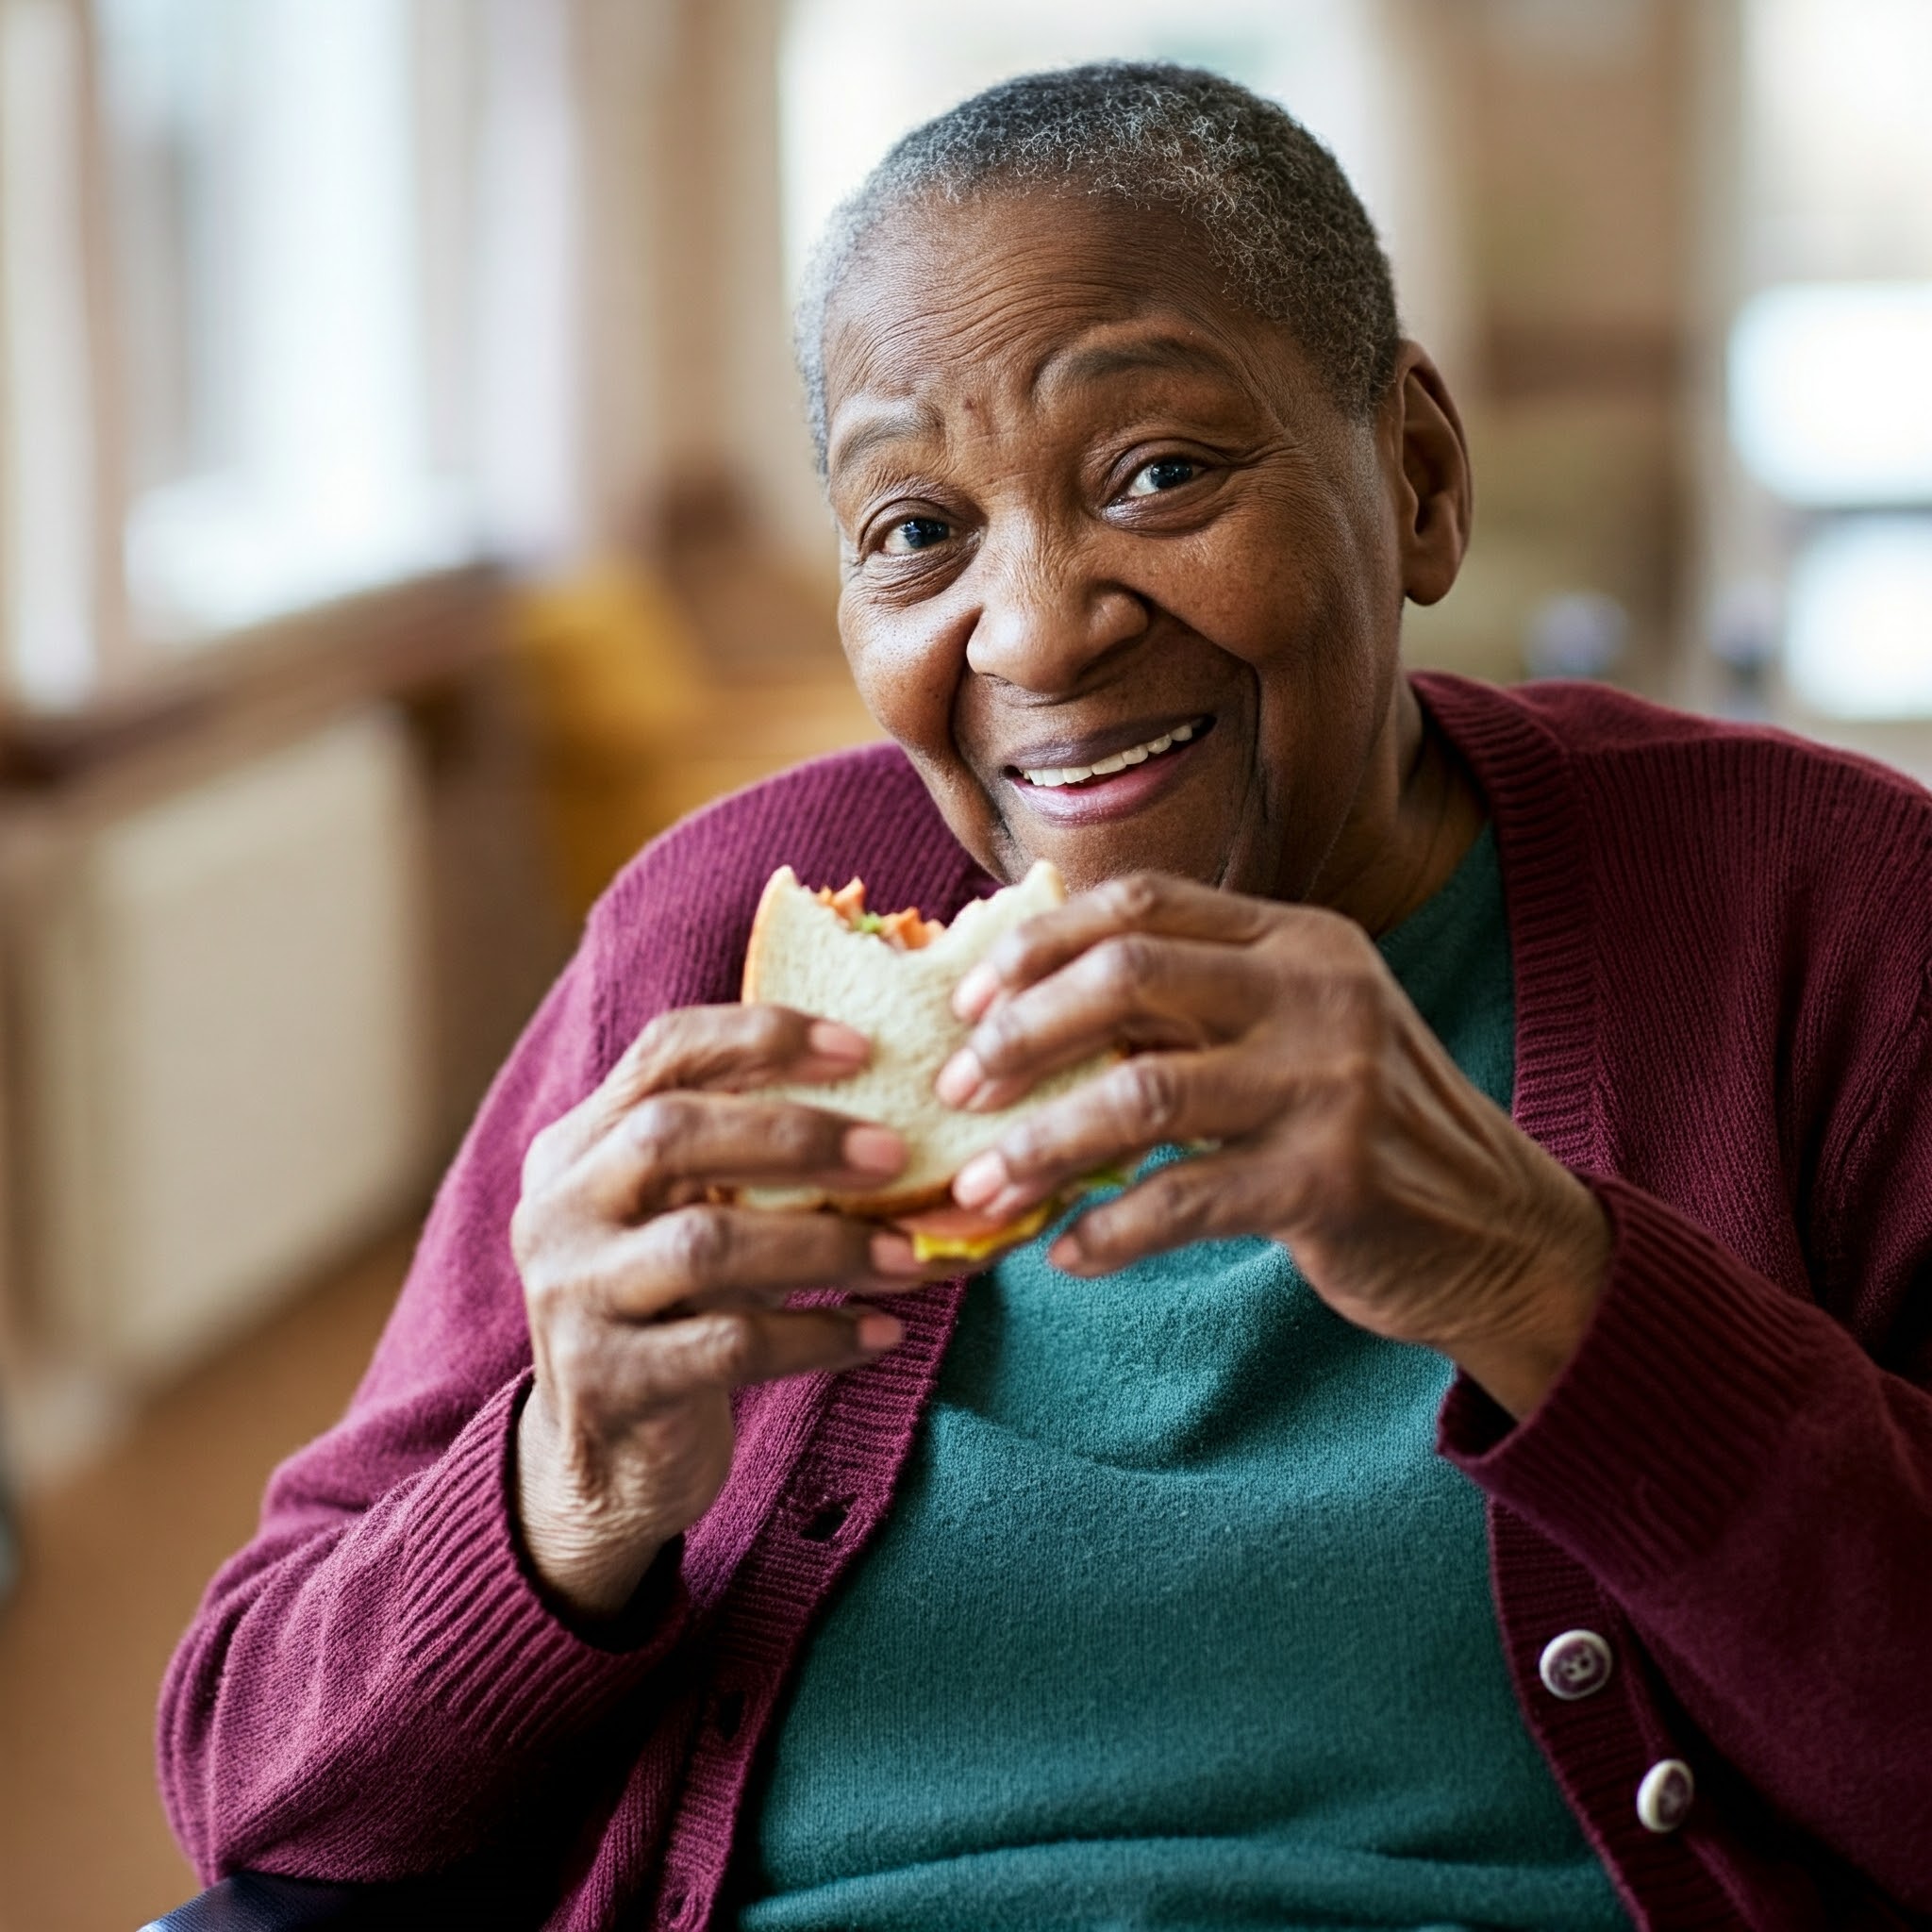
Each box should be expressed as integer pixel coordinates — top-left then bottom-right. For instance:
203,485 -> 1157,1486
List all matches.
1020,720 -> 1205,789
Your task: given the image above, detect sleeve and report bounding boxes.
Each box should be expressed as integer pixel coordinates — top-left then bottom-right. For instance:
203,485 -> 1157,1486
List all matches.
1440,1062 -> 1932,1913
156,929 -> 691,1885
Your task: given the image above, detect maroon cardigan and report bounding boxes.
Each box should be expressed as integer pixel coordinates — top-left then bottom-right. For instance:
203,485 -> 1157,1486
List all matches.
158,675 -> 1932,1929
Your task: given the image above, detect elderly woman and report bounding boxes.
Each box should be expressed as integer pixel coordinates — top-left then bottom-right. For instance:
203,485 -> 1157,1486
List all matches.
161,64 -> 1931,1932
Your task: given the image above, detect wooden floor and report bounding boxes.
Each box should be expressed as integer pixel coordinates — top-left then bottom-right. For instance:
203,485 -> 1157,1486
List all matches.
0,1237 -> 410,1932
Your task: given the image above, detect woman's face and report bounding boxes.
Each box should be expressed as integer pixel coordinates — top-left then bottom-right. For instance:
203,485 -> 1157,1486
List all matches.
821,188 -> 1466,905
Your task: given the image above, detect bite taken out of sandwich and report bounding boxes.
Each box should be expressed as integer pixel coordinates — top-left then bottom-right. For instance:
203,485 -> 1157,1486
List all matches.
739,861 -> 1116,1262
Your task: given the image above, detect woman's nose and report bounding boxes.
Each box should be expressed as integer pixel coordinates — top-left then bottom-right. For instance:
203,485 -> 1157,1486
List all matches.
964,535 -> 1148,692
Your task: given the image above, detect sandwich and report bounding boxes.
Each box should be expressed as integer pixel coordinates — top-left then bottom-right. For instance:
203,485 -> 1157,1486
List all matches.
740,860 -> 1113,1262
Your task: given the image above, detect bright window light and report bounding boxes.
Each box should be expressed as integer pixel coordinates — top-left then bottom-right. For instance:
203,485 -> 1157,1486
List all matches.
97,0 -> 480,643
1,0 -> 97,706
1784,517 -> 1932,719
1728,284 -> 1932,507
780,0 -> 1407,297
1743,0 -> 1932,285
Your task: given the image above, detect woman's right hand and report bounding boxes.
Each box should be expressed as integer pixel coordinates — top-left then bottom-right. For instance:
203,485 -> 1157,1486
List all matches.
509,1005 -> 926,1623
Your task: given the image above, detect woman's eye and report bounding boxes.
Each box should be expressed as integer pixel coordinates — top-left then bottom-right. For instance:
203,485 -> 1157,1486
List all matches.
879,516 -> 951,556
1124,458 -> 1201,498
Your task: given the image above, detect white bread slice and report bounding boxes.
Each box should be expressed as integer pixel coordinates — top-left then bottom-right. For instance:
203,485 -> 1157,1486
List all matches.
740,860 -> 1107,1216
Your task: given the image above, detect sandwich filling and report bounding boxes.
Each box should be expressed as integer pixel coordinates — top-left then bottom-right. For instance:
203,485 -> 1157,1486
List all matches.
742,859 -> 1113,1241
896,1199 -> 1058,1264
814,878 -> 945,952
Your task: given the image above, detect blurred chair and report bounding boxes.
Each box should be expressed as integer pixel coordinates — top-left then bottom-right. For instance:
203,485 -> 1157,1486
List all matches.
143,1870 -> 501,1930
142,1874 -> 389,1930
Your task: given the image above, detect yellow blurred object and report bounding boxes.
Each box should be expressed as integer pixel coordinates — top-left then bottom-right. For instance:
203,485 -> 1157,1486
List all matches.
513,560 -> 708,750
509,558 -> 882,916
509,559 -> 711,914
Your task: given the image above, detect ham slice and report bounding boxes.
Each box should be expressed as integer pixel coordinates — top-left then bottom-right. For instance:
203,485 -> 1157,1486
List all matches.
892,1198 -> 1056,1263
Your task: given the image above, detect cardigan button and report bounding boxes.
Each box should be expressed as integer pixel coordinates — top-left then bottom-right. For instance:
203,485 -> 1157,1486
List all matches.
1538,1628 -> 1614,1700
1636,1757 -> 1695,1833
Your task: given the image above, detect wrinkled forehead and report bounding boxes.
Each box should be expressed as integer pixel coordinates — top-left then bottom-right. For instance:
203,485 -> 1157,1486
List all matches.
820,188 -> 1308,474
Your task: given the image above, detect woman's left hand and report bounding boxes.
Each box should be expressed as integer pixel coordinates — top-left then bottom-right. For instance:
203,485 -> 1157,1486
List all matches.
938,872 -> 1610,1420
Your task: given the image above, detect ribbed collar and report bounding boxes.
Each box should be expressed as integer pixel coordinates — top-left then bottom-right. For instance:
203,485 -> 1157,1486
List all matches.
1413,672 -> 1603,1176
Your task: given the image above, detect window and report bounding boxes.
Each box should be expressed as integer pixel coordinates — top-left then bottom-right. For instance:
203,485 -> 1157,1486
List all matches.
0,0 -> 583,708
0,0 -> 100,706
99,0 -> 475,643
1722,0 -> 1932,720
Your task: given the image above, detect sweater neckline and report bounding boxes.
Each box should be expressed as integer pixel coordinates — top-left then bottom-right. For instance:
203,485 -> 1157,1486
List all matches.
1410,673 -> 1600,1174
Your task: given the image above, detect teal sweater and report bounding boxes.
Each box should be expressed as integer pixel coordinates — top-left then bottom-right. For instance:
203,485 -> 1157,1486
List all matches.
741,828 -> 1628,1932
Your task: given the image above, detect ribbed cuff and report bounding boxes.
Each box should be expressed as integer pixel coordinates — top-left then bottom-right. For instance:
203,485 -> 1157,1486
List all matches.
393,1374 -> 689,1757
1440,1175 -> 1822,1585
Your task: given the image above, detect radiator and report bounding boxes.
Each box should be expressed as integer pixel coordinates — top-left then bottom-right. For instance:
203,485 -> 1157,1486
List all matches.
16,708 -> 431,1383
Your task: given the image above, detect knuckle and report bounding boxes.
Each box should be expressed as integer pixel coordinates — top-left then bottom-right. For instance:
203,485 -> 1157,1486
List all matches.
521,1118 -> 572,1193
696,1315 -> 758,1384
1091,935 -> 1146,1000
1153,1174 -> 1212,1242
657,1205 -> 734,1286
1329,962 -> 1393,1039
755,1002 -> 808,1053
625,1093 -> 691,1173
769,1103 -> 836,1166
998,1113 -> 1052,1172
619,1011 -> 678,1085
975,1000 -> 1031,1069
1103,872 -> 1166,925
1330,1047 -> 1388,1108
518,1241 -> 585,1326
1119,1056 -> 1182,1135
990,929 -> 1039,983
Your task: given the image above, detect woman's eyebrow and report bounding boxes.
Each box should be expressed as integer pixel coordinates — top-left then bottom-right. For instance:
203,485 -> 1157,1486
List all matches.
1037,332 -> 1242,394
828,401 -> 941,476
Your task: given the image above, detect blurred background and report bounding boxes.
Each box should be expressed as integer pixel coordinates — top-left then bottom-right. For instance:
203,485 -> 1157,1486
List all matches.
0,0 -> 1927,1923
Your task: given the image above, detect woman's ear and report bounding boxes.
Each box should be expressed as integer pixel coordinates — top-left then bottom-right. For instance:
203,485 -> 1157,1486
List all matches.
1386,341 -> 1473,608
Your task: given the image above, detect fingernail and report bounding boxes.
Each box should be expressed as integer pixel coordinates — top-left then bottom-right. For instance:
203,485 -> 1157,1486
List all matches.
952,1150 -> 1006,1208
808,1020 -> 870,1062
934,1049 -> 983,1108
1047,1234 -> 1086,1274
857,1312 -> 904,1351
843,1124 -> 906,1174
870,1232 -> 922,1274
953,962 -> 999,1021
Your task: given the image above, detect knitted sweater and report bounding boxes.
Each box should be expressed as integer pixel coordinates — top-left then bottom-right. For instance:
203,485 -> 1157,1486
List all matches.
158,674 -> 1932,1930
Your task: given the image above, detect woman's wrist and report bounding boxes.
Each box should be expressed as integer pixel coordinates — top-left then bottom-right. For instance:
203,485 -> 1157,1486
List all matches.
1441,1175 -> 1611,1422
513,1389 -> 668,1624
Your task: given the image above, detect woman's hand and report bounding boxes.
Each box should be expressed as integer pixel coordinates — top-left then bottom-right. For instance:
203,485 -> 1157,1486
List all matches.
938,874 -> 1609,1420
509,1006 -> 932,1623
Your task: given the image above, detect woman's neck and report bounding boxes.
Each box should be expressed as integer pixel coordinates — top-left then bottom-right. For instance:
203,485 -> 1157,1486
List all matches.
1310,675 -> 1485,936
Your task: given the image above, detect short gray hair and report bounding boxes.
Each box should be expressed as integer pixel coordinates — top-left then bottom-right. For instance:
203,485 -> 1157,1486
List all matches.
795,61 -> 1402,474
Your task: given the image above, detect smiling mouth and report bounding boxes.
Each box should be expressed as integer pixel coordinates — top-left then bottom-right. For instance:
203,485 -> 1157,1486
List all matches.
1011,717 -> 1213,790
